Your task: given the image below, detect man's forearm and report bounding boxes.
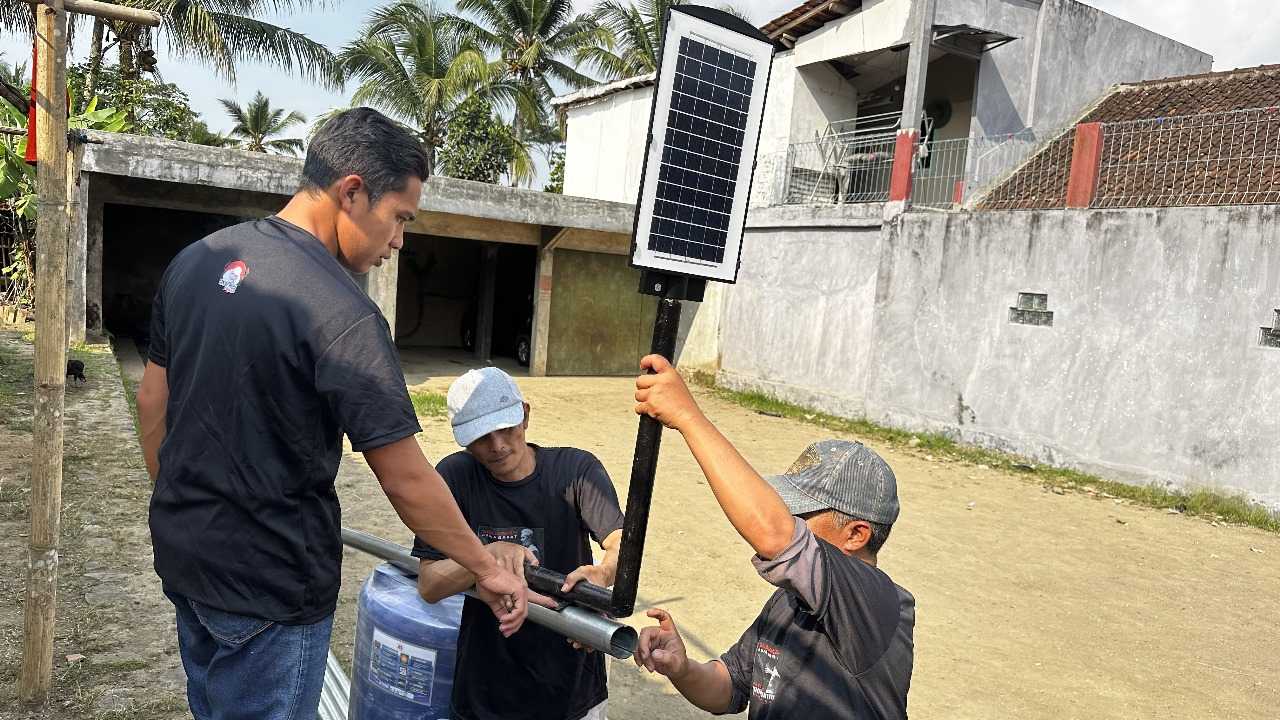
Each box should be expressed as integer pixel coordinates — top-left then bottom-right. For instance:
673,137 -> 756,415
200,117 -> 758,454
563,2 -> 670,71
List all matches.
139,405 -> 165,482
417,558 -> 476,603
677,415 -> 796,560
367,438 -> 498,579
598,530 -> 622,584
670,659 -> 736,714
384,473 -> 495,577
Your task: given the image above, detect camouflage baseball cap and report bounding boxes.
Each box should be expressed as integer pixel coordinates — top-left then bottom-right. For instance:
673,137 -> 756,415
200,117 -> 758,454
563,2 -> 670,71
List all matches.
766,439 -> 900,525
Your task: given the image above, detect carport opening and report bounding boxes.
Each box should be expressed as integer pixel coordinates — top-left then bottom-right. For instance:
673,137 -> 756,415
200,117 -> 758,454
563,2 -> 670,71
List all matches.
102,203 -> 246,357
395,234 -> 536,371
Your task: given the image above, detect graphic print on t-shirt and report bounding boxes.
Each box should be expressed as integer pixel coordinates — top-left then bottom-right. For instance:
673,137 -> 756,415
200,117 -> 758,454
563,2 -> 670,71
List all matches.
218,260 -> 249,294
478,525 -> 546,564
752,641 -> 782,705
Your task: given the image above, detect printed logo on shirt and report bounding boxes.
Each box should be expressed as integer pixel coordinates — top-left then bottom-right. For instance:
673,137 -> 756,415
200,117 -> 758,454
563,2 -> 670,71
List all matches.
218,260 -> 250,294
478,526 -> 545,564
218,258 -> 250,293
752,641 -> 782,704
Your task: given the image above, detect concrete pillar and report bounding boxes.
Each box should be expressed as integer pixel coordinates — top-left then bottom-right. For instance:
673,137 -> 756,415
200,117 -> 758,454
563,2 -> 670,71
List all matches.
66,151 -> 87,344
892,0 -> 939,204
475,244 -> 497,364
85,196 -> 103,339
530,247 -> 554,377
1066,122 -> 1105,208
363,253 -> 400,339
889,131 -> 918,202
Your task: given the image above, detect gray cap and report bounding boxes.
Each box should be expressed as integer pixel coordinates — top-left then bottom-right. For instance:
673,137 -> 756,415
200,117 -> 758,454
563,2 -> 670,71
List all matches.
766,439 -> 900,525
447,367 -> 526,447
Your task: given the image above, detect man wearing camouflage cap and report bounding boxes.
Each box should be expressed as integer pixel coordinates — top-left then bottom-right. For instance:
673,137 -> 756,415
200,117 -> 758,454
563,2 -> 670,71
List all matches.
631,355 -> 914,719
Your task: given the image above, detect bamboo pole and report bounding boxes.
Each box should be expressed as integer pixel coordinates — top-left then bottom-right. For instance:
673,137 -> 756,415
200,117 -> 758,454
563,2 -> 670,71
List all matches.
23,0 -> 162,26
19,0 -> 68,705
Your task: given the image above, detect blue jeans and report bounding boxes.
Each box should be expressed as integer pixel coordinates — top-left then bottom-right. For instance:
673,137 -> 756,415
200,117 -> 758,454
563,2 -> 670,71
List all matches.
167,591 -> 334,720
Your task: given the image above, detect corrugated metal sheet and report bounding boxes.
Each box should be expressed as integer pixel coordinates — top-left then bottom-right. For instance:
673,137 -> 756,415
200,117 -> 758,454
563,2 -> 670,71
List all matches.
318,650 -> 350,720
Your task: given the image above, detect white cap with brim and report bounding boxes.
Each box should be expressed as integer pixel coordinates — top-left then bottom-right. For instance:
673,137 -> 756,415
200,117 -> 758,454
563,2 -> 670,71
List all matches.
447,367 -> 526,448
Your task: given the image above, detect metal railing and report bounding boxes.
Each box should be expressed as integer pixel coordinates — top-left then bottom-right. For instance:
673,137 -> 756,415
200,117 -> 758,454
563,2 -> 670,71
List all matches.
777,136 -> 897,205
911,128 -> 1075,210
761,125 -> 1079,211
1093,106 -> 1280,208
911,137 -> 969,210
972,127 -> 1077,211
764,106 -> 1280,211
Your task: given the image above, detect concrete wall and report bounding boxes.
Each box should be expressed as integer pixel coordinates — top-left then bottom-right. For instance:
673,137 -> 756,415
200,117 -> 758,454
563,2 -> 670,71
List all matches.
790,62 -> 860,145
947,0 -> 1042,136
719,205 -> 1280,508
792,0 -> 913,68
718,204 -> 886,417
758,52 -> 797,159
1022,0 -> 1213,132
963,0 -> 1212,136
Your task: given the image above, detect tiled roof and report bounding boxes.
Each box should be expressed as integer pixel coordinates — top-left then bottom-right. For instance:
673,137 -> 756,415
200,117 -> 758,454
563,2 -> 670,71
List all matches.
760,0 -> 860,46
978,65 -> 1280,210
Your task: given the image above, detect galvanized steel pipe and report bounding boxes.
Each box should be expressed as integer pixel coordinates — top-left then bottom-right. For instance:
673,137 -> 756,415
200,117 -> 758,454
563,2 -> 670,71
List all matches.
340,528 -> 638,660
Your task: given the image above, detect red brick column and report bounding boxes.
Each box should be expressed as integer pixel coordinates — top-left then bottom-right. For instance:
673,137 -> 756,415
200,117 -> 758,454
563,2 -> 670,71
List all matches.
889,130 -> 919,202
1066,122 -> 1105,208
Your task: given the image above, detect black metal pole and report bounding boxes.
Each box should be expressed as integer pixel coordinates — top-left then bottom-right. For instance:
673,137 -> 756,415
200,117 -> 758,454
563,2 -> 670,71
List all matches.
610,296 -> 682,617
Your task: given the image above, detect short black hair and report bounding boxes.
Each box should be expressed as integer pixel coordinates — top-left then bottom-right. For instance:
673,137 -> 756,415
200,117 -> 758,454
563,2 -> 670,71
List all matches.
801,509 -> 893,554
301,107 -> 429,203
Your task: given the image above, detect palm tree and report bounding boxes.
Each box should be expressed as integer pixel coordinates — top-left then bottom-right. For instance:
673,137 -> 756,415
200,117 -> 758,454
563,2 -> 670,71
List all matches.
62,1 -> 342,105
187,120 -> 237,148
578,0 -> 748,80
446,0 -> 602,146
219,91 -> 306,155
340,1 -> 503,176
0,58 -> 27,115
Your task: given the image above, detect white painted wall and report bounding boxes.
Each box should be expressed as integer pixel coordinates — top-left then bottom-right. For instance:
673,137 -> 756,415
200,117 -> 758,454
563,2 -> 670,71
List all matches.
562,88 -> 654,204
791,0 -> 913,68
790,62 -> 860,145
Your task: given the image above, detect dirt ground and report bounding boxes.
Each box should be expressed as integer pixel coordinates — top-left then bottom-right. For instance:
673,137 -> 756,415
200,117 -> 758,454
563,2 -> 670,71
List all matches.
336,374 -> 1280,720
0,328 -> 186,720
1,329 -> 1278,719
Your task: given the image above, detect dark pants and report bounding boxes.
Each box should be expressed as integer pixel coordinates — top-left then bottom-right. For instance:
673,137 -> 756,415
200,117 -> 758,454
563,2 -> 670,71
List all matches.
167,591 -> 334,720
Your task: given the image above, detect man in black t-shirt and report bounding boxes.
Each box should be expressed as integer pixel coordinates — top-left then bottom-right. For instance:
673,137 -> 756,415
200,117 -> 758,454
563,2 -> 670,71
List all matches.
135,109 -> 530,720
630,355 -> 915,720
412,367 -> 625,720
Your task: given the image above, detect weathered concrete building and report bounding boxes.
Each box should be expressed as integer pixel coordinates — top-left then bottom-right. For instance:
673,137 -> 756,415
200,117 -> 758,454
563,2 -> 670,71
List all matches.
69,131 -> 659,377
555,0 -> 1211,207
552,4 -> 1280,507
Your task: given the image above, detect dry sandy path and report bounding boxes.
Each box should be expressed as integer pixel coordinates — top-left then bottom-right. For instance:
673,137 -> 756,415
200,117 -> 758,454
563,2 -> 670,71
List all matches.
335,374 -> 1280,720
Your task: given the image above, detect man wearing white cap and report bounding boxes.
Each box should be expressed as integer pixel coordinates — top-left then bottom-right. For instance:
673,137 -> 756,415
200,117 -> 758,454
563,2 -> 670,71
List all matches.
412,367 -> 625,720
631,355 -> 915,720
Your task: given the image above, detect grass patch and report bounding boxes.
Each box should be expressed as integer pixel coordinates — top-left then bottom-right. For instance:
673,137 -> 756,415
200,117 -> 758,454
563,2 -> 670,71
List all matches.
410,390 -> 448,418
697,377 -> 1280,533
119,362 -> 141,437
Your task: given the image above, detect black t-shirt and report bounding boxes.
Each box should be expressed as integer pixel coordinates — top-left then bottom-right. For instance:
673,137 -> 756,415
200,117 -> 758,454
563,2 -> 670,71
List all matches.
720,519 -> 915,719
411,447 -> 625,720
148,217 -> 420,624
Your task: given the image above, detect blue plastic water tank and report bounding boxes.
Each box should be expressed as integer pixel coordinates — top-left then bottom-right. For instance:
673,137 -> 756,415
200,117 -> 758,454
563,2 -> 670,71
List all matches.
349,563 -> 463,720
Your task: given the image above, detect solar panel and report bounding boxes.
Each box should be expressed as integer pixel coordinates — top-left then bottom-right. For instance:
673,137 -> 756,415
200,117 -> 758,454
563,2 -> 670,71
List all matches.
630,6 -> 774,284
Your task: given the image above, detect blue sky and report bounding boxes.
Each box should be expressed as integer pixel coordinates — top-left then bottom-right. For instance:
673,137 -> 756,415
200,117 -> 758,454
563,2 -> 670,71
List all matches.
0,1 -> 1272,148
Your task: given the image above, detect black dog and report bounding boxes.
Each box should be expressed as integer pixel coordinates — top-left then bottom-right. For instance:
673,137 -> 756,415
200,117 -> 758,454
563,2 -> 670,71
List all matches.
66,359 -> 86,385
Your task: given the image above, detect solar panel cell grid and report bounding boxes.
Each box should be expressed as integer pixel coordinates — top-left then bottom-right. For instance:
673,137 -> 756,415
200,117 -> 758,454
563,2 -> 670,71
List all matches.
648,36 -> 758,265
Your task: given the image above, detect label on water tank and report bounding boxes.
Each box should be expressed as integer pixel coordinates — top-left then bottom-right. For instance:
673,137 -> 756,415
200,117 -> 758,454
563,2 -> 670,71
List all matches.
368,627 -> 437,705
